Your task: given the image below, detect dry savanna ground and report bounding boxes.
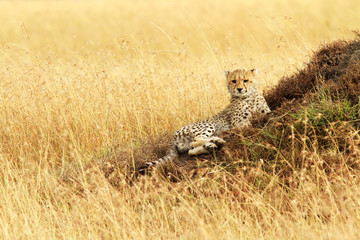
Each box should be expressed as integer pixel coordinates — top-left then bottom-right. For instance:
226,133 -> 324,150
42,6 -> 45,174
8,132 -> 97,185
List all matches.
1,0 -> 360,239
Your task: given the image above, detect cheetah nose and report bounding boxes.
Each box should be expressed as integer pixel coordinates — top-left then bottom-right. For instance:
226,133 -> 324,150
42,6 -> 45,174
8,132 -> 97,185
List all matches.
237,88 -> 243,93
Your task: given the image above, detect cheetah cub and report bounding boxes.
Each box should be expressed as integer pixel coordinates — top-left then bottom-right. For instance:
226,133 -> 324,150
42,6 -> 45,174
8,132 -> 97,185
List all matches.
138,68 -> 270,174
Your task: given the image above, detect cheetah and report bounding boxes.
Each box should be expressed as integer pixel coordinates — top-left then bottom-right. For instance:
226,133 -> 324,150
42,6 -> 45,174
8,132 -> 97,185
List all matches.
138,68 -> 270,174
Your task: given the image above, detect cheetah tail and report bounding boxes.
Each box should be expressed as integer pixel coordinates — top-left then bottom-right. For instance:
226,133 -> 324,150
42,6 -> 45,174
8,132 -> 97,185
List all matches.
138,148 -> 177,175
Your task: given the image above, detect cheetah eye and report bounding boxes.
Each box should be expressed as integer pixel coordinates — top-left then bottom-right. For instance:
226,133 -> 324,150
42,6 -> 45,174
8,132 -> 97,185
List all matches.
244,80 -> 249,83
231,80 -> 236,83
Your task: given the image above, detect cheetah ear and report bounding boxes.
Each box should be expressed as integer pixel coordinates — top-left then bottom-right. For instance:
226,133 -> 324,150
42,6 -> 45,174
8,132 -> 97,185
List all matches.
224,70 -> 231,78
250,68 -> 258,76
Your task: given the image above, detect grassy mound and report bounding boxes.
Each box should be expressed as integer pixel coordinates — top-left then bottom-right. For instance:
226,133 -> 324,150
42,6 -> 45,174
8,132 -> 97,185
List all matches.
98,34 -> 360,191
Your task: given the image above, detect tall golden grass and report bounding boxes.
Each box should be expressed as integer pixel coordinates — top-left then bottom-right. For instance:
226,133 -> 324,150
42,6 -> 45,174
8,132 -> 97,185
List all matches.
0,0 -> 360,239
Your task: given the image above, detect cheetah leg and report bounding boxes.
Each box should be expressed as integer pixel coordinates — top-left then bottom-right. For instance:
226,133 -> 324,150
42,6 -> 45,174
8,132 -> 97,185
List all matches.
190,138 -> 211,148
209,136 -> 226,146
189,139 -> 224,155
188,145 -> 210,156
190,136 -> 225,149
189,142 -> 219,156
189,127 -> 225,155
204,142 -> 219,152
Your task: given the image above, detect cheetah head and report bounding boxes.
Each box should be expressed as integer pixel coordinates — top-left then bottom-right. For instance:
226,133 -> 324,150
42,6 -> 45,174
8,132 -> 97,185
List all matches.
224,68 -> 258,97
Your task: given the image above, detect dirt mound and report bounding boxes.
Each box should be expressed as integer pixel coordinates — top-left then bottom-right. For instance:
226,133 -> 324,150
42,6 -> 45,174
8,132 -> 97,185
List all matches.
265,32 -> 360,110
101,34 -> 360,186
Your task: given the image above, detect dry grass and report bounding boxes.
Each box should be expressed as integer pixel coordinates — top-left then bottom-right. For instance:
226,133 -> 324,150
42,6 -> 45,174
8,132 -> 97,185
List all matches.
1,0 -> 360,239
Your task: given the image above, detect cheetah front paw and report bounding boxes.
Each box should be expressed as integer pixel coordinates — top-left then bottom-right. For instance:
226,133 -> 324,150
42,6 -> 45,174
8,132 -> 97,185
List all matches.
189,146 -> 209,156
190,138 -> 210,148
203,142 -> 218,152
209,137 -> 226,147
